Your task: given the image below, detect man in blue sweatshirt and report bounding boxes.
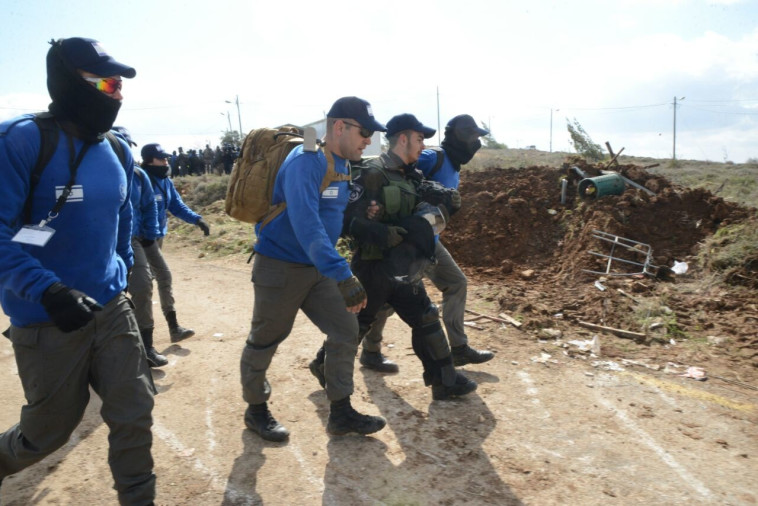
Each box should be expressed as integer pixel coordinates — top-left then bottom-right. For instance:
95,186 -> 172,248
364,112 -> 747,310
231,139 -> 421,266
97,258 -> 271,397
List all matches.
240,96 -> 387,441
112,126 -> 169,368
0,38 -> 155,505
139,142 -> 210,344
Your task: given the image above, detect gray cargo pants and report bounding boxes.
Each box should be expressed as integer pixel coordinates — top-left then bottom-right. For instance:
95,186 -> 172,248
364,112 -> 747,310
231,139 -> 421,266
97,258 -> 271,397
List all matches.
0,293 -> 156,505
363,240 -> 468,351
129,237 -> 175,329
240,254 -> 359,403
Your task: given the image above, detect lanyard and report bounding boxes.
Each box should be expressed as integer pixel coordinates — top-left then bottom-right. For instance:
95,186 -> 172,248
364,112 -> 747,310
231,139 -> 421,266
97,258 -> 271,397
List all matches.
38,133 -> 92,227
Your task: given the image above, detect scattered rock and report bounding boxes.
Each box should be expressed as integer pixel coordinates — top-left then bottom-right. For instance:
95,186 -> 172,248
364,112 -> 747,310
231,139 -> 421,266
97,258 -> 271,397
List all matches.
538,328 -> 563,339
707,335 -> 729,346
520,269 -> 535,280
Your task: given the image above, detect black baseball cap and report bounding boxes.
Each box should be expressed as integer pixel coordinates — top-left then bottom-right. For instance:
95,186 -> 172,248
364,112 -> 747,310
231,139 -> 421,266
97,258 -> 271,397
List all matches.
386,113 -> 436,139
112,126 -> 137,147
446,114 -> 489,137
141,143 -> 171,161
327,96 -> 386,132
58,37 -> 136,78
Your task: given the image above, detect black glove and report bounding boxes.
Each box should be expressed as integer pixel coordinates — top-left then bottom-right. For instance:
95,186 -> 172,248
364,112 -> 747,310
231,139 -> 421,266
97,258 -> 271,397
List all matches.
386,226 -> 408,248
41,282 -> 103,332
337,276 -> 367,307
196,218 -> 210,236
139,238 -> 155,248
449,190 -> 461,212
416,180 -> 461,215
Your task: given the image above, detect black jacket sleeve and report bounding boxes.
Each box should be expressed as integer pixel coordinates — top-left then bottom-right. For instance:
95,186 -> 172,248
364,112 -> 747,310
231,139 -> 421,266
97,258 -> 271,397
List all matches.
342,168 -> 394,249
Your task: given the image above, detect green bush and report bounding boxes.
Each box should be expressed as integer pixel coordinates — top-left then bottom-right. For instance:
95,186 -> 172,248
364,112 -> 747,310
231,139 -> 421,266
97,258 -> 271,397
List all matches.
172,174 -> 230,208
701,221 -> 758,271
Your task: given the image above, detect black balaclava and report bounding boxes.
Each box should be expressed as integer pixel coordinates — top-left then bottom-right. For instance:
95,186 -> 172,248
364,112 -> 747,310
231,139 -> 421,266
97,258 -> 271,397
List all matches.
142,163 -> 170,179
440,122 -> 483,171
46,40 -> 122,141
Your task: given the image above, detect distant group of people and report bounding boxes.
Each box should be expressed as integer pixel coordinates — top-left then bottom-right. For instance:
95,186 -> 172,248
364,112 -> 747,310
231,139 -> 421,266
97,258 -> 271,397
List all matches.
168,143 -> 239,177
0,37 -> 493,505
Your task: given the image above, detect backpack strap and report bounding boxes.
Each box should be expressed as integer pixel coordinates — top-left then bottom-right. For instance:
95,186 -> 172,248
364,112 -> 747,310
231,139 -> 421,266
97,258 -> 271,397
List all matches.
426,147 -> 445,179
319,148 -> 351,193
21,114 -> 60,224
258,148 -> 350,230
104,131 -> 128,169
14,116 -> 130,225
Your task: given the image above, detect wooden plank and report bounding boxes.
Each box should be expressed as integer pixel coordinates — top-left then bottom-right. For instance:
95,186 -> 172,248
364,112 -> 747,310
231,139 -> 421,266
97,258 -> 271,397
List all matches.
465,315 -> 488,321
464,309 -> 522,328
498,312 -> 524,328
616,288 -> 640,303
605,141 -> 616,159
577,320 -> 645,340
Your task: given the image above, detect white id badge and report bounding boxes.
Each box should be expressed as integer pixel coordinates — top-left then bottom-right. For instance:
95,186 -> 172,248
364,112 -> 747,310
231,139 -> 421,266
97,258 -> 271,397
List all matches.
12,225 -> 56,247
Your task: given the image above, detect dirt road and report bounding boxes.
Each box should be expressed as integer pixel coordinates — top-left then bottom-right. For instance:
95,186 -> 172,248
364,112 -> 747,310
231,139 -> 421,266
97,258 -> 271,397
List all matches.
1,244 -> 756,505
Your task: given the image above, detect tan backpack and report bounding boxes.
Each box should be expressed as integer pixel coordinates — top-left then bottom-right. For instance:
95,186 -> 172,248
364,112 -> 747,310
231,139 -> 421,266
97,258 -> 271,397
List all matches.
224,126 -> 350,226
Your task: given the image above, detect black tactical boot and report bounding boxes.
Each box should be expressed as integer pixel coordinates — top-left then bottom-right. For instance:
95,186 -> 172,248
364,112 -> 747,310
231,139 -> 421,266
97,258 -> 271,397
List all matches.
244,403 -> 289,442
452,344 -> 494,366
165,310 -> 195,343
359,349 -> 399,373
327,397 -> 386,436
309,345 -> 326,388
146,347 -> 168,368
141,327 -> 168,367
432,371 -> 478,401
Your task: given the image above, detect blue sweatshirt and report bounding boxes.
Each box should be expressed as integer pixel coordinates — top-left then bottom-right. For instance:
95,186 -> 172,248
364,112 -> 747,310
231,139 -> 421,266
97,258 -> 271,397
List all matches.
0,116 -> 134,326
417,148 -> 459,189
254,145 -> 353,282
144,173 -> 201,238
130,166 -> 160,240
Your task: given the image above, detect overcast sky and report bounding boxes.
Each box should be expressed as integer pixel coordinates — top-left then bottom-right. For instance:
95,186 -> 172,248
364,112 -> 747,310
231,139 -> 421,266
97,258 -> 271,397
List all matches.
1,0 -> 757,162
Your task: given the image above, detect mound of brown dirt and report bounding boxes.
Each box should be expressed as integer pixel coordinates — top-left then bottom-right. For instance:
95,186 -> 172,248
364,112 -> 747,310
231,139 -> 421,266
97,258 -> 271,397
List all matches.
447,164 -> 750,277
444,163 -> 758,381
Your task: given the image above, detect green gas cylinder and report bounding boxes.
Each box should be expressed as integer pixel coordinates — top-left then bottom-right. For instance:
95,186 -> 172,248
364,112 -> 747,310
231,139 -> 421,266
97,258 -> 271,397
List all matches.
577,173 -> 626,199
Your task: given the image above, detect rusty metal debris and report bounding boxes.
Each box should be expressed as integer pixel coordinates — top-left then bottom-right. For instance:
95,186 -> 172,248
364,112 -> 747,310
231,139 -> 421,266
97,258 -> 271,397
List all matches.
583,229 -> 658,277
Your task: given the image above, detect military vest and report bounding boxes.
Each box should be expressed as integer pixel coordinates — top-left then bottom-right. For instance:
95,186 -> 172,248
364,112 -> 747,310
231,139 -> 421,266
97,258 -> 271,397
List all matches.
359,158 -> 419,260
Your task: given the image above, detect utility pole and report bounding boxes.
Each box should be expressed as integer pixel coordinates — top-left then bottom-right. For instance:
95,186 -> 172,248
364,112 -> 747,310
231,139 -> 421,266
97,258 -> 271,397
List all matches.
220,111 -> 232,132
673,96 -> 685,162
550,108 -> 559,152
226,95 -> 243,137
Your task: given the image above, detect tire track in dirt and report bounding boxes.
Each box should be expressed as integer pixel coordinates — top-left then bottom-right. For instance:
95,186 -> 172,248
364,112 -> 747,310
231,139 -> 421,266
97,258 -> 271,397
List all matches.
1,245 -> 756,505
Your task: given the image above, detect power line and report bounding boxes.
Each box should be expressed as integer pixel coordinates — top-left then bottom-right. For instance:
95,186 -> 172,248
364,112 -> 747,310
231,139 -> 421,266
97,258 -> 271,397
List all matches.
686,98 -> 758,104
564,102 -> 668,111
685,105 -> 758,116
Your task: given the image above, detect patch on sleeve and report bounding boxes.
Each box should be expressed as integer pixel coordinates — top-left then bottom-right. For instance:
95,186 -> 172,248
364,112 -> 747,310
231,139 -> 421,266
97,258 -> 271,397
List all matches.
322,187 -> 339,199
348,184 -> 364,203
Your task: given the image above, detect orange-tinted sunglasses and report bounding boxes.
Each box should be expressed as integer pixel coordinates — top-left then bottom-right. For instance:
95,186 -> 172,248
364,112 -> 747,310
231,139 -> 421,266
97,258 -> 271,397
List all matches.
83,76 -> 122,94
